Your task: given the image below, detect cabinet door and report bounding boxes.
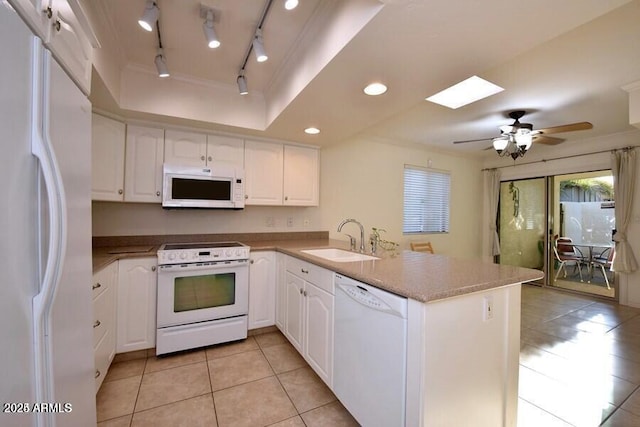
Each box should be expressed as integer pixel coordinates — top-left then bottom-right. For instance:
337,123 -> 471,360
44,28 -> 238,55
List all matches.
207,135 -> 244,168
244,140 -> 283,205
93,261 -> 117,392
248,251 -> 276,330
283,145 -> 319,206
124,125 -> 164,203
8,0 -> 51,40
116,257 -> 157,353
91,114 -> 125,201
45,0 -> 93,94
304,283 -> 334,387
164,130 -> 207,167
284,271 -> 304,352
275,253 -> 286,331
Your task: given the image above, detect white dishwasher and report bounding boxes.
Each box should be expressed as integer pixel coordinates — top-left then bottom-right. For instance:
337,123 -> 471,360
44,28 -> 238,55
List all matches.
334,274 -> 408,427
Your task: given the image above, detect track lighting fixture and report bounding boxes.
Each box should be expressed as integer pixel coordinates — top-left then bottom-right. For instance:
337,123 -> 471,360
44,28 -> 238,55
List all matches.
138,0 -> 159,32
237,74 -> 248,95
155,48 -> 169,78
284,0 -> 299,10
252,29 -> 268,62
202,8 -> 220,49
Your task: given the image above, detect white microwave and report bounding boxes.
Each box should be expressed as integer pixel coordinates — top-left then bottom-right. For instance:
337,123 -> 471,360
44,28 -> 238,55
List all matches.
162,164 -> 245,209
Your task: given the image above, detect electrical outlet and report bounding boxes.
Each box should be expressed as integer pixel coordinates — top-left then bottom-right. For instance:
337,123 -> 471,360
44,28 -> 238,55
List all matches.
303,218 -> 310,227
266,217 -> 275,227
483,296 -> 494,321
287,217 -> 294,227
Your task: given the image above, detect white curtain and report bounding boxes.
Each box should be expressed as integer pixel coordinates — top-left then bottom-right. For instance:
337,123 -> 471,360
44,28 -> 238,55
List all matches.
611,148 -> 638,273
485,169 -> 501,257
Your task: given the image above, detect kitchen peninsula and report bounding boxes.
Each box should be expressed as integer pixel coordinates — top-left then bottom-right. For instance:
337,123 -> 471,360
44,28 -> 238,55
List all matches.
93,232 -> 543,427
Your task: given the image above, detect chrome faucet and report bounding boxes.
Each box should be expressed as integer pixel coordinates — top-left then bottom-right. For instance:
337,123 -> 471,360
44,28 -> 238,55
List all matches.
337,218 -> 365,253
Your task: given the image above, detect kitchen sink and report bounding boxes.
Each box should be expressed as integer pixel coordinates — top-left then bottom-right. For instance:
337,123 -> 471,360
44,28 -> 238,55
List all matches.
301,248 -> 379,262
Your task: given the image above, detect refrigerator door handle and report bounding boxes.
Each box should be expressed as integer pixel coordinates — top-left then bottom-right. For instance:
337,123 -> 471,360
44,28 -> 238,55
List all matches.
31,39 -> 68,426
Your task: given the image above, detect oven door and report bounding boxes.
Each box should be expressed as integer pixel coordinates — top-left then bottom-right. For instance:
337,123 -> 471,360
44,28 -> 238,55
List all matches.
157,260 -> 248,328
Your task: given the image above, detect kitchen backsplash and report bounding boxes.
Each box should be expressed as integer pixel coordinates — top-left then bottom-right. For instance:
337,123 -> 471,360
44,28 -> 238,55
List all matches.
92,201 -> 323,237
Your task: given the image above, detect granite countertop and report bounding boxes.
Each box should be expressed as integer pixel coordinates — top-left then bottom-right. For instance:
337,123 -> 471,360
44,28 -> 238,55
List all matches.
93,233 -> 543,303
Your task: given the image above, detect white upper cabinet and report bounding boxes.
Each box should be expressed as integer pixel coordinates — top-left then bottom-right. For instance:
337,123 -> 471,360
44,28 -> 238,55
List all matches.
91,114 -> 125,201
164,130 -> 244,169
7,0 -> 50,40
164,130 -> 207,167
283,145 -> 319,206
45,0 -> 93,94
125,125 -> 165,203
207,134 -> 244,169
244,140 -> 284,205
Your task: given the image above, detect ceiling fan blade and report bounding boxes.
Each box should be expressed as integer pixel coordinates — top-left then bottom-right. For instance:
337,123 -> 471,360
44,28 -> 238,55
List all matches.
536,122 -> 593,135
452,137 -> 494,144
533,135 -> 565,145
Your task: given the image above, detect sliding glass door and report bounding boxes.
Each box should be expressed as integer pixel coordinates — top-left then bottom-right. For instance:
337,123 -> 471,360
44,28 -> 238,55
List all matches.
498,178 -> 546,282
498,171 -> 615,298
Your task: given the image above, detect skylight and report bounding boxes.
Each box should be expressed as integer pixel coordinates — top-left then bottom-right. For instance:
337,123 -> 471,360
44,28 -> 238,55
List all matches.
426,76 -> 504,109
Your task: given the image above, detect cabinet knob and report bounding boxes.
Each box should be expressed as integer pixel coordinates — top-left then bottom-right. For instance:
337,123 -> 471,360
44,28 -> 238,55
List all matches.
156,191 -> 161,197
93,320 -> 101,328
250,260 -> 254,264
301,268 -> 309,274
201,155 -> 205,161
95,370 -> 101,379
299,288 -> 303,295
245,195 -> 248,200
285,196 -> 288,201
54,20 -> 61,32
151,266 -> 157,272
208,156 -> 212,161
45,7 -> 53,19
118,189 -> 123,195
92,282 -> 101,290
303,290 -> 307,297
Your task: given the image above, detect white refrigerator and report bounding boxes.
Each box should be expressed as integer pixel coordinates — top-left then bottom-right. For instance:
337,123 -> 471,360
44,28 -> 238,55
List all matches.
0,4 -> 96,427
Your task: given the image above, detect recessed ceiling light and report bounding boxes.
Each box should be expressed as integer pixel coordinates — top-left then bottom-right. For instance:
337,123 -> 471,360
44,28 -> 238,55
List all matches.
426,76 -> 503,109
364,82 -> 387,96
305,127 -> 320,135
284,0 -> 299,10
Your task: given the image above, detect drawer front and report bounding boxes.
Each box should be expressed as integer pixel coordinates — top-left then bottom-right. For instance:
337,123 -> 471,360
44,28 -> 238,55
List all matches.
92,262 -> 117,299
285,256 -> 334,295
93,283 -> 115,348
94,327 -> 115,392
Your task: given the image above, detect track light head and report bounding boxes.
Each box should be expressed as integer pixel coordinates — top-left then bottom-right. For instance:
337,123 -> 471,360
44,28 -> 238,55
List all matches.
138,1 -> 159,32
237,75 -> 248,95
202,8 -> 220,48
155,49 -> 169,78
252,29 -> 268,62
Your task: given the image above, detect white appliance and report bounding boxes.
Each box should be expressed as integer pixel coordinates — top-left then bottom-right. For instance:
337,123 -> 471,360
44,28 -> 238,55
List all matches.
0,5 -> 96,427
162,164 -> 245,209
333,274 -> 408,427
156,242 -> 250,355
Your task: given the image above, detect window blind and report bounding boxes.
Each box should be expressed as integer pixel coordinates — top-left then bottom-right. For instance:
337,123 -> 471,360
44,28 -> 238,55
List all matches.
403,165 -> 450,234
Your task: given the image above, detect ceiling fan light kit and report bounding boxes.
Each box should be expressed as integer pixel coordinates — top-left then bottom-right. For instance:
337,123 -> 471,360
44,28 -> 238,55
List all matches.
453,110 -> 593,161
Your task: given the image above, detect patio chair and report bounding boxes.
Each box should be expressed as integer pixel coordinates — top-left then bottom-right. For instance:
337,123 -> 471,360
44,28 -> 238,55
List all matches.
590,246 -> 614,289
410,241 -> 434,254
553,237 -> 585,282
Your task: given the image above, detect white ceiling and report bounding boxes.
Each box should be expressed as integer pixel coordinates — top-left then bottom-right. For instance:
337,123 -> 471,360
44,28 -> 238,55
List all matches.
91,0 -> 640,157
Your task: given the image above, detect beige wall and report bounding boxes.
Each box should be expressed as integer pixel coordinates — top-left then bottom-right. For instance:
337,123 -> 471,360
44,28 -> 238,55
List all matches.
319,137 -> 484,259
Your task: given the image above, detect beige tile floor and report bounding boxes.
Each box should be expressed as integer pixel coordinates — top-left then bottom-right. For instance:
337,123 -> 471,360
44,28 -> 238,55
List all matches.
97,284 -> 640,427
96,330 -> 358,427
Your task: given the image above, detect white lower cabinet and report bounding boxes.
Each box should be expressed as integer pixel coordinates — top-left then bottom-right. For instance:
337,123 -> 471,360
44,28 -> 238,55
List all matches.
281,255 -> 334,387
248,251 -> 276,330
116,257 -> 158,353
92,261 -> 118,392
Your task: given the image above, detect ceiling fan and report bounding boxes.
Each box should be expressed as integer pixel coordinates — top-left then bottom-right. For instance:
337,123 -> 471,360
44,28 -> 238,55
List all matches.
453,110 -> 593,159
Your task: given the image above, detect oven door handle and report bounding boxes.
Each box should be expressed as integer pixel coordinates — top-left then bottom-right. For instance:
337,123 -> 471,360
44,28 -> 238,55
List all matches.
158,261 -> 248,273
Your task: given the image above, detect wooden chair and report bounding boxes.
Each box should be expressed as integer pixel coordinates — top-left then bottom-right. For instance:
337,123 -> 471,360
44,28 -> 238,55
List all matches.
410,241 -> 434,254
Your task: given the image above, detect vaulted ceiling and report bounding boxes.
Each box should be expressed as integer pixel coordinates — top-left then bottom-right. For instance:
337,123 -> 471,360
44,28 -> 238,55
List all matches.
89,0 -> 640,157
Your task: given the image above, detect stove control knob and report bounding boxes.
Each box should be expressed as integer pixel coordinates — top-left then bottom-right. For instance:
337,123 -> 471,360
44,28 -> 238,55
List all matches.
180,252 -> 187,260
168,253 -> 176,261
225,249 -> 232,257
235,249 -> 241,257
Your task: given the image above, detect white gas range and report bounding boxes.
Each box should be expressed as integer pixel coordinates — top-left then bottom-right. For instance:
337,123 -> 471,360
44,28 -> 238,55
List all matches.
155,241 -> 250,355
